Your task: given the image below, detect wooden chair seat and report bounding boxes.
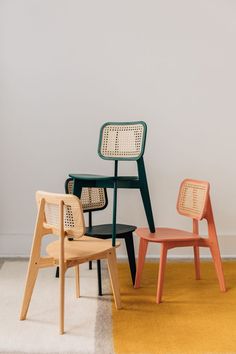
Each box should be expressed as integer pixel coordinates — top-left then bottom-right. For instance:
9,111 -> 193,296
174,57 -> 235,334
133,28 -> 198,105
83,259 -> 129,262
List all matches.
135,227 -> 200,242
47,236 -> 120,262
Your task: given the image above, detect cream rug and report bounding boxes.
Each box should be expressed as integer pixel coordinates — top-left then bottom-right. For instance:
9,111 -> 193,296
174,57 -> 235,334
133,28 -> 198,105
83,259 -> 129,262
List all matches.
0,260 -> 114,354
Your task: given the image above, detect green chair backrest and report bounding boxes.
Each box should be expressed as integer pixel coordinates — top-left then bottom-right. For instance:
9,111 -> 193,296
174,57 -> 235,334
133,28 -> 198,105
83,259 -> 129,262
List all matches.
98,121 -> 147,161
65,178 -> 108,213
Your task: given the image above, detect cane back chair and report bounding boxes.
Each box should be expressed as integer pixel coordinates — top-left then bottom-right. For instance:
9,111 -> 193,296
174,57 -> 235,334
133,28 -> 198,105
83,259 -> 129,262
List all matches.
20,191 -> 121,334
69,121 -> 155,248
134,179 -> 226,303
56,178 -> 136,295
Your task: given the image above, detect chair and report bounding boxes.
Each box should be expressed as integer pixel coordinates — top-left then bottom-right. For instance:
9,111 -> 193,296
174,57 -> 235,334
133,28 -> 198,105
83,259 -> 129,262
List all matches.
61,178 -> 136,296
134,179 -> 226,303
69,121 -> 155,248
19,191 -> 122,334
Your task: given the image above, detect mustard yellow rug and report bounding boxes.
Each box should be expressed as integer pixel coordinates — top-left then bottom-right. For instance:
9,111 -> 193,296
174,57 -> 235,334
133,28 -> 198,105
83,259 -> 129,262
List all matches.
113,261 -> 236,354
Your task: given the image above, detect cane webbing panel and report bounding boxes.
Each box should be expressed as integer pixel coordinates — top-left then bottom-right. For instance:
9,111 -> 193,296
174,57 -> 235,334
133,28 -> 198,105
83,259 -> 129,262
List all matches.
45,204 -> 75,229
67,180 -> 106,212
36,191 -> 85,238
177,180 -> 209,220
99,123 -> 146,160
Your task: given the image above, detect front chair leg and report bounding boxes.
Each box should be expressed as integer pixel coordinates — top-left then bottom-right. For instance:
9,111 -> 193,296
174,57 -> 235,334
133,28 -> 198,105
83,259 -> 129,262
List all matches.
210,244 -> 226,292
20,263 -> 39,320
156,243 -> 168,304
124,234 -> 136,285
107,249 -> 122,309
134,238 -> 148,288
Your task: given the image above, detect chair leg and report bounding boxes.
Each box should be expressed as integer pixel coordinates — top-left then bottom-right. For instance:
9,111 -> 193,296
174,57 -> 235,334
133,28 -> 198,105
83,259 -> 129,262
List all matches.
107,249 -> 122,309
89,261 -> 93,270
210,244 -> 226,292
156,244 -> 168,304
134,238 -> 148,288
55,266 -> 59,278
59,264 -> 65,335
193,245 -> 201,280
19,263 -> 39,320
74,265 -> 80,298
97,260 -> 102,296
137,157 -> 155,232
124,233 -> 136,285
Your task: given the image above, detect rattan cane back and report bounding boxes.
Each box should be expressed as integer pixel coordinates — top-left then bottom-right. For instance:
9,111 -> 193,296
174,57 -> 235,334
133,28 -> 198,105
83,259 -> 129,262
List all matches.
98,121 -> 147,160
66,178 -> 108,212
177,179 -> 210,220
36,191 -> 85,239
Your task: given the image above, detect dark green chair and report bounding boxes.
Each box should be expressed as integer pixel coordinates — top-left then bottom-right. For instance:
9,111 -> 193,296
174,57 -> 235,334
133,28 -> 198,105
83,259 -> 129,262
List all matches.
69,121 -> 155,247
56,178 -> 136,296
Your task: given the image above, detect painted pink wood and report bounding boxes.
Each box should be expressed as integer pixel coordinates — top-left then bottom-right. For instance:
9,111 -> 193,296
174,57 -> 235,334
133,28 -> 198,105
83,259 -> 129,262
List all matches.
134,179 -> 226,304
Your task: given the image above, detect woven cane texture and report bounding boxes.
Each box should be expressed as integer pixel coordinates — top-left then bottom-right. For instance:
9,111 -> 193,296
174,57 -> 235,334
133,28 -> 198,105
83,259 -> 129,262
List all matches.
67,180 -> 106,212
36,191 -> 85,238
100,123 -> 145,159
177,180 -> 209,220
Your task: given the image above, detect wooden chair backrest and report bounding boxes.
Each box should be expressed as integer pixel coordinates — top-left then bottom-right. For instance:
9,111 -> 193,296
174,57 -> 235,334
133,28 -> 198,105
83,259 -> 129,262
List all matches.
177,179 -> 210,221
66,179 -> 108,212
98,121 -> 147,161
36,191 -> 85,239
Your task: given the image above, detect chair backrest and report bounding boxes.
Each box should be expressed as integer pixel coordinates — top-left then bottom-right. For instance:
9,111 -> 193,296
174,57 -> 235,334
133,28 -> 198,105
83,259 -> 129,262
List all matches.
177,179 -> 210,221
98,121 -> 147,161
65,178 -> 108,212
36,191 -> 85,238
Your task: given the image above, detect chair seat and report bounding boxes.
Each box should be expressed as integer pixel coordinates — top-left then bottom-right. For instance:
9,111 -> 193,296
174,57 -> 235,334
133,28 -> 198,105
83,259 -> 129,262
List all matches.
86,223 -> 136,237
46,236 -> 120,261
135,227 -> 200,242
69,173 -> 138,181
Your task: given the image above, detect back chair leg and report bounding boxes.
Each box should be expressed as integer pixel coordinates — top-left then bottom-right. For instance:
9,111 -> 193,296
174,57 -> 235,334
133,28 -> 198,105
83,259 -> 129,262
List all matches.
97,260 -> 102,296
134,238 -> 148,288
107,248 -> 122,310
156,244 -> 168,304
55,266 -> 59,278
74,265 -> 80,298
89,261 -> 93,270
193,245 -> 201,280
137,157 -> 155,232
59,264 -> 65,335
210,244 -> 226,292
20,263 -> 39,320
124,233 -> 136,285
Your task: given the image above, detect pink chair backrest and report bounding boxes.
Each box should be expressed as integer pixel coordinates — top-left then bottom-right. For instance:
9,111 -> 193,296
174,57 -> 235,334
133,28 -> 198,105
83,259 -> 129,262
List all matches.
177,179 -> 210,221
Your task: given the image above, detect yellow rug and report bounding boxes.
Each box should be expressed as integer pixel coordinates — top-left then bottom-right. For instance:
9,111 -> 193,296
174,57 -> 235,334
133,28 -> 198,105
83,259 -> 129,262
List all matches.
112,261 -> 236,354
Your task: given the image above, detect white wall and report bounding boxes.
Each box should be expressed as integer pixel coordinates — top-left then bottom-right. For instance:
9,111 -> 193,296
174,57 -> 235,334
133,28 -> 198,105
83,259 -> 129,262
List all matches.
1,0 -> 236,258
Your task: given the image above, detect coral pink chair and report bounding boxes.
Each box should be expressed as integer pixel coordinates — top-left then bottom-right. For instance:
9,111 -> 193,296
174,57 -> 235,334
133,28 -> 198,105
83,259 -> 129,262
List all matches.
134,179 -> 226,303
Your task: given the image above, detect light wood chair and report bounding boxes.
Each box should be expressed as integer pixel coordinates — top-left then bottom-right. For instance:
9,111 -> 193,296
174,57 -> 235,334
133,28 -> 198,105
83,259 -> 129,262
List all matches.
134,179 -> 226,303
19,191 -> 122,334
56,179 -> 136,296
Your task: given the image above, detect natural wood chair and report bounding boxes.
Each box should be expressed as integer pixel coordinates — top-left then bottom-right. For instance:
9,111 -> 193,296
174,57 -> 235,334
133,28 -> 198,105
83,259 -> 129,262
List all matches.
134,179 -> 226,303
56,179 -> 136,295
19,191 -> 121,334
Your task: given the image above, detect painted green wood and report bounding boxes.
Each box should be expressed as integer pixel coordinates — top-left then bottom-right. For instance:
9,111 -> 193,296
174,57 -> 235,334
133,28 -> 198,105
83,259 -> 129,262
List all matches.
98,121 -> 147,161
85,224 -> 136,236
137,157 -> 155,232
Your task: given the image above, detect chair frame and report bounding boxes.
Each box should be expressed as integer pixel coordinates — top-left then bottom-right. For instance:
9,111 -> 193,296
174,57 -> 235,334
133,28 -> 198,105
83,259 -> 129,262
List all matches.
70,121 -> 155,248
20,192 -> 121,334
60,178 -> 136,296
134,179 -> 226,303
